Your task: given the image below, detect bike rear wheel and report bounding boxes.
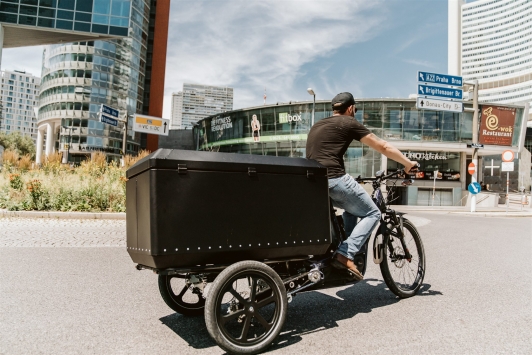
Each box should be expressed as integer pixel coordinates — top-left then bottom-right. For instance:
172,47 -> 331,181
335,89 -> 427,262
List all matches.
380,219 -> 425,298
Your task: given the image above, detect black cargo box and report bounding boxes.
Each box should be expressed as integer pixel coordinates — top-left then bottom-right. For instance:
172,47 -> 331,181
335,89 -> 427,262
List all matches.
126,149 -> 332,269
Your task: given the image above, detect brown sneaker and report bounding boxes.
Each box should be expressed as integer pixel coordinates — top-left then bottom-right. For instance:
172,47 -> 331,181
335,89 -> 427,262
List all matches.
330,253 -> 364,280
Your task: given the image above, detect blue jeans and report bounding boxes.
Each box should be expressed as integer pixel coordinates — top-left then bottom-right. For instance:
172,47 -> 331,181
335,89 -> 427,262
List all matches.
328,174 -> 381,260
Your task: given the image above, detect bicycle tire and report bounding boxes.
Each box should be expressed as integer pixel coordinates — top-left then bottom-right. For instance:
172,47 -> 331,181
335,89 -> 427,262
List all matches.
380,218 -> 425,298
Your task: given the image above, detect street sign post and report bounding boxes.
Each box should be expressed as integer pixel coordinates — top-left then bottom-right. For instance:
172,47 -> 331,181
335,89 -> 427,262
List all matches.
416,97 -> 463,112
99,104 -> 121,126
101,104 -> 120,120
418,71 -> 463,86
469,143 -> 484,149
132,114 -> 170,136
501,150 -> 515,211
468,162 -> 476,175
468,182 -> 481,195
100,114 -> 118,127
418,84 -> 463,100
502,150 -> 514,162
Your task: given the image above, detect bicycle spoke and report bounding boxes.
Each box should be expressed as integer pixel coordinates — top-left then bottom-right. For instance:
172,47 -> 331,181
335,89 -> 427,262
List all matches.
249,277 -> 257,302
257,294 -> 276,308
239,315 -> 252,342
177,285 -> 188,298
229,287 -> 247,304
253,311 -> 272,331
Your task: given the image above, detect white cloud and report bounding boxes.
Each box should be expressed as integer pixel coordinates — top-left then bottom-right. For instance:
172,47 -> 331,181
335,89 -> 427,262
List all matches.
163,0 -> 388,118
403,58 -> 438,69
1,46 -> 44,77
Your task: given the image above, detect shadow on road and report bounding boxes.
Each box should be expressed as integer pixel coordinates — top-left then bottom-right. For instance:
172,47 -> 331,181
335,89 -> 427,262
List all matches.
159,280 -> 441,352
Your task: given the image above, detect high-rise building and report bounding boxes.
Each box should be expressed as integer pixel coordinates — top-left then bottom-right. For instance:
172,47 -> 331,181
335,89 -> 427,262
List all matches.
448,0 -> 532,121
33,0 -> 169,164
174,83 -> 233,129
170,91 -> 183,129
0,69 -> 40,141
1,1 -> 170,164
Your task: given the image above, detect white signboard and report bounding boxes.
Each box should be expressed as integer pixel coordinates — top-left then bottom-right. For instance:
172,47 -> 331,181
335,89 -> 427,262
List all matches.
501,162 -> 514,172
132,114 -> 170,136
416,97 -> 463,113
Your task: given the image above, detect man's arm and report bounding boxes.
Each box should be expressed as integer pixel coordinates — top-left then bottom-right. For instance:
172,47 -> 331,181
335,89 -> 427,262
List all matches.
360,133 -> 417,173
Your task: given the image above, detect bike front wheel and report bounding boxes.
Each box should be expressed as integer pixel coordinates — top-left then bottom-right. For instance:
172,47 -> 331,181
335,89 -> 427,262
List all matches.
380,218 -> 425,298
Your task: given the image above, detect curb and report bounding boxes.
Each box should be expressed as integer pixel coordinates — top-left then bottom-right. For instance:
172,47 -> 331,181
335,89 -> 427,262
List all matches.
0,210 -> 126,220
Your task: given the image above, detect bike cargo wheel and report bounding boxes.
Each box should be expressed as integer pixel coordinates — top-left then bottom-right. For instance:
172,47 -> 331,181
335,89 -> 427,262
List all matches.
205,260 -> 287,354
158,274 -> 205,316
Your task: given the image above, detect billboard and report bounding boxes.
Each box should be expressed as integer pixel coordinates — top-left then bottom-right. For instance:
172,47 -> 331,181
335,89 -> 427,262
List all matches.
478,106 -> 516,146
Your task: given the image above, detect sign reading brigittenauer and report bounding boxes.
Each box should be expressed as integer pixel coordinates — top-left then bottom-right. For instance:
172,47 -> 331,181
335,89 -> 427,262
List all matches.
479,106 -> 516,146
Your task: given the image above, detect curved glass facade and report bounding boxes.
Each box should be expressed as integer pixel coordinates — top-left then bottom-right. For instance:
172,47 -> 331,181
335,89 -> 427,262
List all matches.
37,0 -> 149,162
193,99 -> 475,177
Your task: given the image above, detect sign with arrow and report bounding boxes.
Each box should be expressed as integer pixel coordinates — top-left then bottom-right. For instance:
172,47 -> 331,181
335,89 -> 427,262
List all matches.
416,97 -> 463,112
132,114 -> 170,136
468,182 -> 481,195
418,84 -> 462,100
418,71 -> 463,87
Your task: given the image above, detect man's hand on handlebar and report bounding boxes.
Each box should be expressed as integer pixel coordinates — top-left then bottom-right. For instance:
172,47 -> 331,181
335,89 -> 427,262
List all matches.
404,161 -> 420,174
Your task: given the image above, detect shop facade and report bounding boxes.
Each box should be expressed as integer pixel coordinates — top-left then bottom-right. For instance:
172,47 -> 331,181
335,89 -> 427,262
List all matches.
193,99 -> 529,206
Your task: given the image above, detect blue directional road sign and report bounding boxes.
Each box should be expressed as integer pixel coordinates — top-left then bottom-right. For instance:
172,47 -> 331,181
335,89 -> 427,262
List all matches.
100,114 -> 118,127
101,104 -> 119,118
418,84 -> 462,100
418,71 -> 463,87
468,182 -> 481,195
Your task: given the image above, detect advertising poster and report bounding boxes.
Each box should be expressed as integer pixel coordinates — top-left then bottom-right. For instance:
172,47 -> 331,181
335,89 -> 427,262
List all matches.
479,105 -> 516,146
250,114 -> 261,142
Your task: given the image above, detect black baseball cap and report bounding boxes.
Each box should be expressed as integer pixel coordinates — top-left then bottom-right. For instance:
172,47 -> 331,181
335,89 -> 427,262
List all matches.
331,92 -> 356,110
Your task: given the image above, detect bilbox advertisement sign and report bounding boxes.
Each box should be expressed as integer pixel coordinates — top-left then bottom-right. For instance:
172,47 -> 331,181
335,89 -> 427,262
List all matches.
478,106 -> 516,146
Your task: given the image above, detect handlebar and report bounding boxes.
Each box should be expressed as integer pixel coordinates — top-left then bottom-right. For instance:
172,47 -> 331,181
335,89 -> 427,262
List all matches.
356,163 -> 421,186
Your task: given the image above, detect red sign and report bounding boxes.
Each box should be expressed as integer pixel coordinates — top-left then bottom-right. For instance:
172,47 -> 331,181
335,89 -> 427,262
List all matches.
502,150 -> 514,162
479,105 -> 516,146
468,162 -> 476,175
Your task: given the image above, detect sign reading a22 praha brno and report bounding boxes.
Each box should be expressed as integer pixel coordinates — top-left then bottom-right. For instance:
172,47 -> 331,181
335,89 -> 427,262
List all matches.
479,106 -> 516,146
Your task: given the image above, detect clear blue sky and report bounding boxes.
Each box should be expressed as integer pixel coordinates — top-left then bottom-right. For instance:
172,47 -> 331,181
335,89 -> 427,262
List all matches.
2,0 -> 449,119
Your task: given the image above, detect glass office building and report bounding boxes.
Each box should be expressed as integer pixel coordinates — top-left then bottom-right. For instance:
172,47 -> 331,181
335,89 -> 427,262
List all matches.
193,99 -> 529,205
0,0 -> 129,39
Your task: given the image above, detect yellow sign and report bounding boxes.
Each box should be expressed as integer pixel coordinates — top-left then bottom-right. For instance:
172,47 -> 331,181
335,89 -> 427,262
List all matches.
132,114 -> 170,136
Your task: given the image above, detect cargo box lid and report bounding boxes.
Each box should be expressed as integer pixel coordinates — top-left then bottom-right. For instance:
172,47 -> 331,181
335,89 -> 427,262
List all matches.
126,149 -> 327,178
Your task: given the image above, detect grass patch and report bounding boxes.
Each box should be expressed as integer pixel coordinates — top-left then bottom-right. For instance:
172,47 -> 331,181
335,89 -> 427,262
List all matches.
0,149 -> 150,212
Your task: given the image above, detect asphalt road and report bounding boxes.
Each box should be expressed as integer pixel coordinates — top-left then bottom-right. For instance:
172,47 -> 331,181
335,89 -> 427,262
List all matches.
0,213 -> 531,355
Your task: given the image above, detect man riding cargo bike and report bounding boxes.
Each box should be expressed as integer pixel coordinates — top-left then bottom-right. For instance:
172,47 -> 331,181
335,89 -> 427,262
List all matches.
126,92 -> 426,354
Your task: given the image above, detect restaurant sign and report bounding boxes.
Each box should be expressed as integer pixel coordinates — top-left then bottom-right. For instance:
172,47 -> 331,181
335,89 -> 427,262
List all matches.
479,106 -> 516,146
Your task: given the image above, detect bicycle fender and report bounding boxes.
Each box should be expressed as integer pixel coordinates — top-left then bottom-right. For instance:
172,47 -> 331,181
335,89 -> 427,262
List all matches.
373,233 -> 384,264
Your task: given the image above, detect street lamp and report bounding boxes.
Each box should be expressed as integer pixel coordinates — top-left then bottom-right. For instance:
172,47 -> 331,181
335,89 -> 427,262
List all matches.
307,88 -> 315,126
62,125 -> 72,164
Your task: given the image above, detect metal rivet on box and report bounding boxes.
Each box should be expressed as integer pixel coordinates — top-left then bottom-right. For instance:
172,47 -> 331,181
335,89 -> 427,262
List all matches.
164,249 -> 166,252
198,247 -> 200,250
187,248 -> 189,250
258,244 -> 261,246
249,244 -> 251,247
175,248 -> 178,251
209,247 -> 211,249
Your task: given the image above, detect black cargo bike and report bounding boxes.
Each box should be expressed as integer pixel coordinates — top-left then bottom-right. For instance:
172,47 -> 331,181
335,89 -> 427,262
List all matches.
126,149 -> 426,354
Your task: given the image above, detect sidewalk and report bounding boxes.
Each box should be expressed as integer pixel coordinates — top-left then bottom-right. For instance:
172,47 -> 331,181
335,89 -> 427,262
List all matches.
391,205 -> 532,217
0,209 -> 125,220
1,206 -> 530,220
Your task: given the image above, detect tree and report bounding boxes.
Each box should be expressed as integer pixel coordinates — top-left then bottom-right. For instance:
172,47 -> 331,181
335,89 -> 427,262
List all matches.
0,132 -> 36,158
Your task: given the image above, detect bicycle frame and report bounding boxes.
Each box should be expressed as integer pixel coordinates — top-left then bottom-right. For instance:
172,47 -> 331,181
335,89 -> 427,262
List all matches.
357,170 -> 415,263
